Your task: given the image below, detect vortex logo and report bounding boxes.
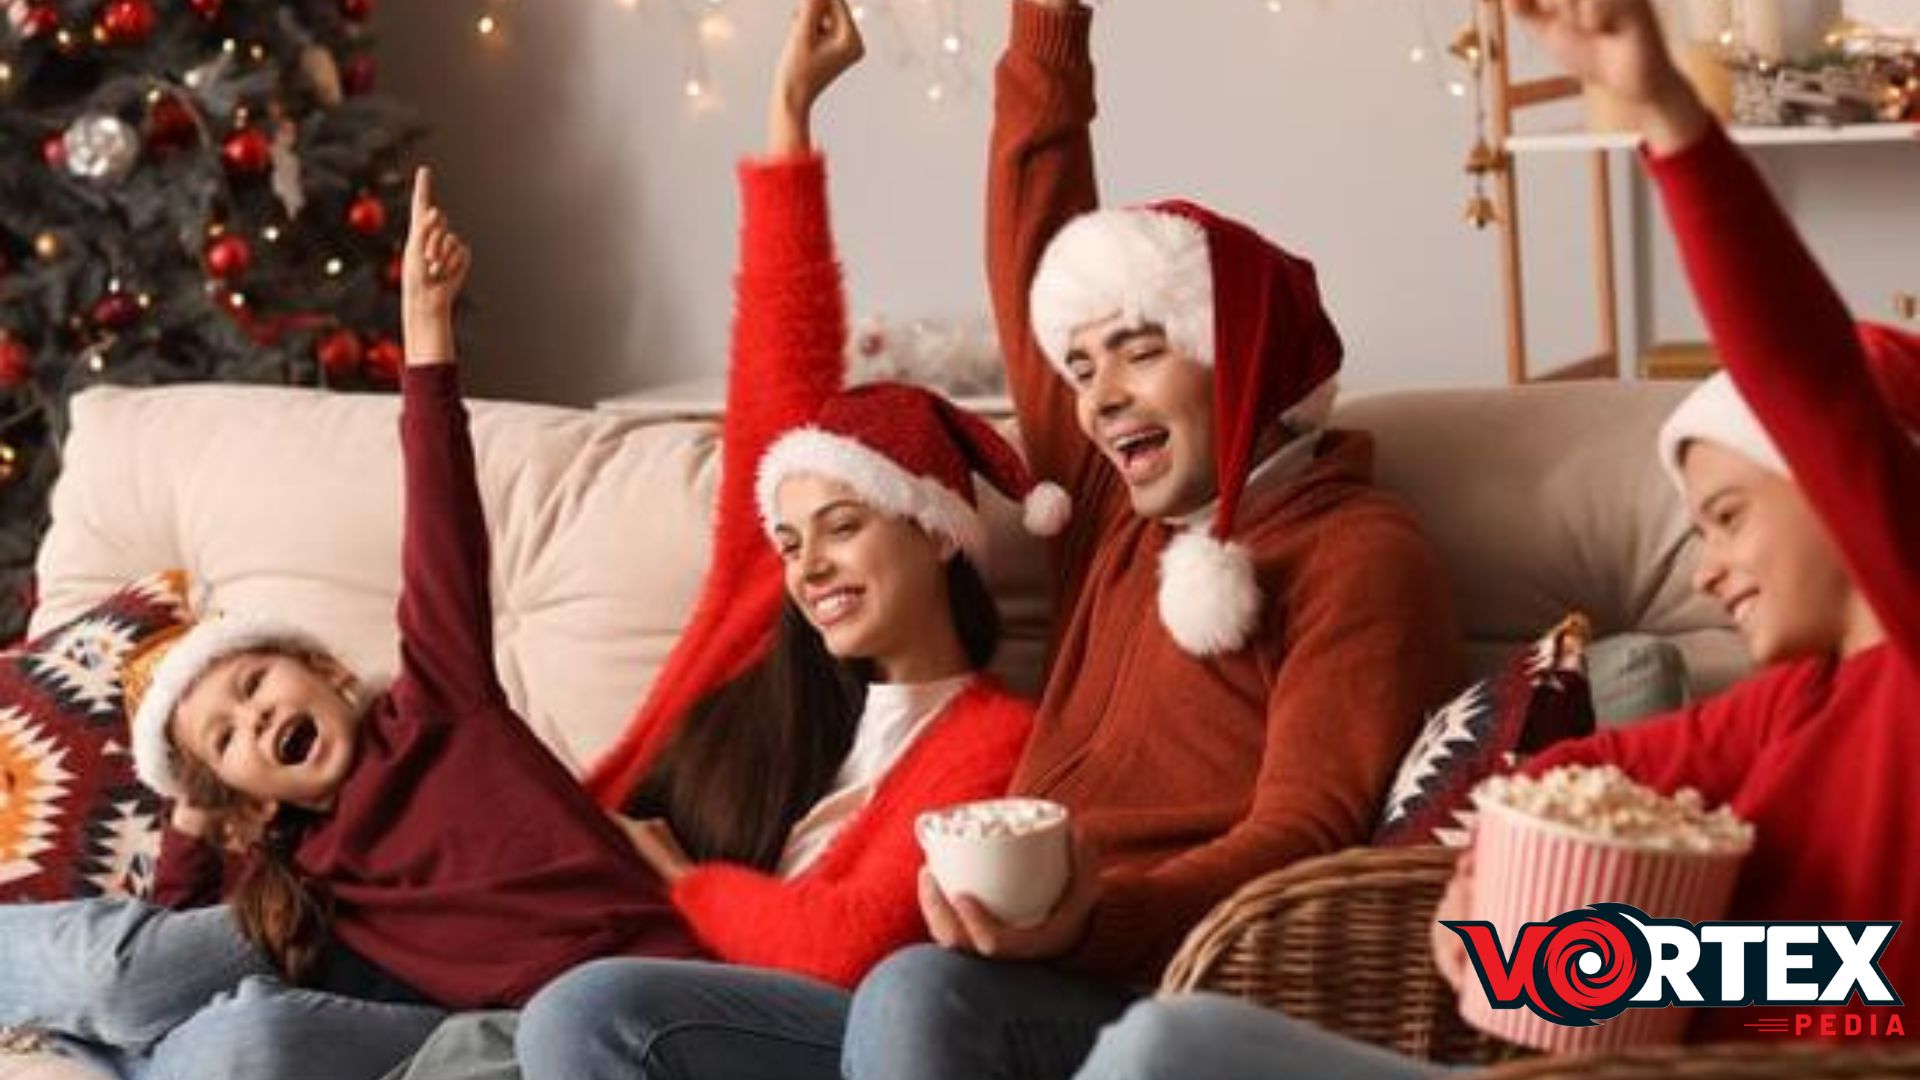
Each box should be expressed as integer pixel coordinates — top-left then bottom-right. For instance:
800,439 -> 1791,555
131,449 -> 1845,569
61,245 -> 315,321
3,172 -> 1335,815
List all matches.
1441,904 -> 1902,1027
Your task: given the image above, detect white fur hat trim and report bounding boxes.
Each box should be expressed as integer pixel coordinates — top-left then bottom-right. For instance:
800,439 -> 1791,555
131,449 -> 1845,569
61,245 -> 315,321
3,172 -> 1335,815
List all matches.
1030,208 -> 1214,378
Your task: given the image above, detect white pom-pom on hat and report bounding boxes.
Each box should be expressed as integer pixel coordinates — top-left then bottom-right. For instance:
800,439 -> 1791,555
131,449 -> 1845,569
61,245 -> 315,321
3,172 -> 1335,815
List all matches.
1157,529 -> 1262,657
1022,481 -> 1072,537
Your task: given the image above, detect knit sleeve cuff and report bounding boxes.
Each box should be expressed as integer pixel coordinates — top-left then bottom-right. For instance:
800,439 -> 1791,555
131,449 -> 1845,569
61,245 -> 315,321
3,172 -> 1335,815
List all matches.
1011,0 -> 1093,71
400,360 -> 462,400
738,152 -> 834,273
1067,869 -> 1162,984
1639,118 -> 1734,209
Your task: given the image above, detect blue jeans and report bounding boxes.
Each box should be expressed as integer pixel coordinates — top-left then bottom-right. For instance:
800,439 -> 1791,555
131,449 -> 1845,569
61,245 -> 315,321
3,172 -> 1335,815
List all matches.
515,957 -> 851,1080
0,898 -> 445,1080
843,945 -> 1142,1080
1074,995 -> 1452,1080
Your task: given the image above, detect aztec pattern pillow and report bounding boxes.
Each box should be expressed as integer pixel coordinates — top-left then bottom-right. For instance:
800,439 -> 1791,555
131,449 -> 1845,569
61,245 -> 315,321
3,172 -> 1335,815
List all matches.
1374,614 -> 1596,848
0,571 -> 189,902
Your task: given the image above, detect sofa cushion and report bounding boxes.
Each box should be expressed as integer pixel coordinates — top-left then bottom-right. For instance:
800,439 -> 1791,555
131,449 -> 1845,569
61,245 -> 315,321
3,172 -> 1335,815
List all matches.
1374,615 -> 1596,848
1,571 -> 187,902
1332,382 -> 1746,695
1587,632 -> 1691,726
31,386 -> 1052,776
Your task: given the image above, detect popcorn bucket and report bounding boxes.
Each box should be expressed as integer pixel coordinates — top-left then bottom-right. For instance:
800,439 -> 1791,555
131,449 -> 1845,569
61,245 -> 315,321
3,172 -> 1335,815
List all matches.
1460,796 -> 1753,1052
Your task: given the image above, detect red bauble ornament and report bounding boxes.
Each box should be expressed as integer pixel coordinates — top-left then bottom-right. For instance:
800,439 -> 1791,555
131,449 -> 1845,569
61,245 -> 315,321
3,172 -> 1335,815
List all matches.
0,339 -> 31,390
341,55 -> 377,96
99,0 -> 156,44
315,329 -> 364,378
364,337 -> 404,382
91,293 -> 140,330
346,194 -> 387,237
383,252 -> 403,290
188,0 -> 222,19
204,234 -> 252,279
18,4 -> 60,38
146,97 -> 198,153
41,133 -> 67,170
340,0 -> 373,21
221,128 -> 272,175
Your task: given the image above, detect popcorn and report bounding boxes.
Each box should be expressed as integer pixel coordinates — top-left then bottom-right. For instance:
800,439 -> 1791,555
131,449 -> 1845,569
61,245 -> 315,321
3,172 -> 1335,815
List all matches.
916,797 -> 1065,841
1473,764 -> 1755,854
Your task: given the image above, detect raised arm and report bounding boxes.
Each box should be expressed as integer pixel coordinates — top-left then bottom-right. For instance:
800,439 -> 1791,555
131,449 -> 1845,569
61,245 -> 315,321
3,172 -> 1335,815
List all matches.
584,0 -> 862,803
1508,0 -> 1920,668
392,168 -> 504,713
989,0 -> 1126,570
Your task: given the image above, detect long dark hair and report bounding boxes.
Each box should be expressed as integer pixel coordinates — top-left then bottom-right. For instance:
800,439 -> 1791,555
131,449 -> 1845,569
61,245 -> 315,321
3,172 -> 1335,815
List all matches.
176,753 -> 330,986
626,554 -> 1000,871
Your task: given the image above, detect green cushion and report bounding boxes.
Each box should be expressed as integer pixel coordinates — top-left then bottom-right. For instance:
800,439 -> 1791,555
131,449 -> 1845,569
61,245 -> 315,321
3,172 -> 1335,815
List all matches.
1587,633 -> 1691,727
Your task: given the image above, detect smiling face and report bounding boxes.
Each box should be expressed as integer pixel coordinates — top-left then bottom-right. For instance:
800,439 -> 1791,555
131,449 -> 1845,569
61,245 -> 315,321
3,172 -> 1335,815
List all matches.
772,474 -> 958,679
167,649 -> 364,811
1063,313 -> 1218,520
1681,440 -> 1868,665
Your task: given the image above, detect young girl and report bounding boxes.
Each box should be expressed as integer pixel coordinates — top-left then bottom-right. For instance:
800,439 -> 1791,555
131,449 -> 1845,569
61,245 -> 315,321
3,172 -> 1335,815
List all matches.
1068,0 -> 1920,1075
0,171 -> 701,1080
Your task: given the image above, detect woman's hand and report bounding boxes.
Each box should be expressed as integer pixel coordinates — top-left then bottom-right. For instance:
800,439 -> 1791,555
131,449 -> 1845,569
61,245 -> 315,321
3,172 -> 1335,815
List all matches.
917,828 -> 1102,961
768,0 -> 866,157
1506,0 -> 1709,153
401,166 -> 472,366
611,813 -> 697,884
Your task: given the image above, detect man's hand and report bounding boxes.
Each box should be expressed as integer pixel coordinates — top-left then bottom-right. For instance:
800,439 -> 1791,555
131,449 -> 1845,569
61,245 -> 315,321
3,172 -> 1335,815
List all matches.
768,0 -> 866,157
919,829 -> 1102,961
400,166 -> 472,366
611,813 -> 697,884
1507,0 -> 1709,152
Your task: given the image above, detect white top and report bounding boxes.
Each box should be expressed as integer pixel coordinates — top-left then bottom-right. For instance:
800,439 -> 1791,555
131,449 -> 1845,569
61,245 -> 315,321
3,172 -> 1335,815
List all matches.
777,673 -> 976,878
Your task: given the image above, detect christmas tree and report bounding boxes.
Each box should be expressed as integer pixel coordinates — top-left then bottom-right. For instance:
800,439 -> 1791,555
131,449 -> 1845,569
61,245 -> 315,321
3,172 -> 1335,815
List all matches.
0,0 -> 423,641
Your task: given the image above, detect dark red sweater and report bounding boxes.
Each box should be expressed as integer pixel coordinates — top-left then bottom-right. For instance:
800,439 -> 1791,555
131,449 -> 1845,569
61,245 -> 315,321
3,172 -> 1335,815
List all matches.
155,366 -> 700,1009
1529,124 -> 1918,1044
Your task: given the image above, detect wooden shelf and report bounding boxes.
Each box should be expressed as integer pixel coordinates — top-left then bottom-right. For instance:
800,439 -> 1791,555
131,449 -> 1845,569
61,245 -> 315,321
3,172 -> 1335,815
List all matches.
1507,122 -> 1920,155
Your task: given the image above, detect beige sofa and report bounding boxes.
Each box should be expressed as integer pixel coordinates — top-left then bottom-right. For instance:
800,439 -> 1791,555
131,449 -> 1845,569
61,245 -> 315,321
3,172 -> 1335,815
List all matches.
5,377 -> 1739,1078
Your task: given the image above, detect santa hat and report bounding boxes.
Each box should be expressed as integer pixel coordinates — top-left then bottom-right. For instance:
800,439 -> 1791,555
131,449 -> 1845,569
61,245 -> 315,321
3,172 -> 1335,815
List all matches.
1029,200 -> 1344,655
1659,321 -> 1920,491
124,613 -> 333,801
756,382 -> 1070,564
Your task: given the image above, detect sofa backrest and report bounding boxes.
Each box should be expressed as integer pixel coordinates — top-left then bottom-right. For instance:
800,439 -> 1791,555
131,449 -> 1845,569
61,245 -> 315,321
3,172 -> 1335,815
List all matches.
31,379 -> 1740,776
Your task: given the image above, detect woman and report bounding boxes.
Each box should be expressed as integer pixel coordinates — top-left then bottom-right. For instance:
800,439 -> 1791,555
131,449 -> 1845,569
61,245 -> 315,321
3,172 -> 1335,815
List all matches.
385,1 -> 1057,1078
1068,0 -> 1920,1075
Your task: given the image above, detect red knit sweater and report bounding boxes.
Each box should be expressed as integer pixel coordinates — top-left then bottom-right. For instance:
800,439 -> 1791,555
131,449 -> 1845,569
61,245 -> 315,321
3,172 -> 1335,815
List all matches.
583,154 -> 1032,988
1529,124 -> 1919,1044
991,2 -> 1463,985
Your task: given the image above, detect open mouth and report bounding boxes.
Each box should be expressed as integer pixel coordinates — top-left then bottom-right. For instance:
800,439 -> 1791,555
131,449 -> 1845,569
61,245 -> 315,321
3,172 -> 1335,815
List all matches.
1109,427 -> 1171,483
275,714 -> 319,767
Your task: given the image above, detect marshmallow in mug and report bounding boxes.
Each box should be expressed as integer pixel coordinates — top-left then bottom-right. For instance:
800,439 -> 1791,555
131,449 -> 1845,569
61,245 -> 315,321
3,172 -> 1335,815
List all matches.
917,797 -> 1067,840
1474,765 -> 1754,854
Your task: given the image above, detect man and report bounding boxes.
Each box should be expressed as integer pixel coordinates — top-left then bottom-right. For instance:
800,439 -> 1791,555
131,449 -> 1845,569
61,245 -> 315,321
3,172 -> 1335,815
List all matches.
842,1 -> 1465,1076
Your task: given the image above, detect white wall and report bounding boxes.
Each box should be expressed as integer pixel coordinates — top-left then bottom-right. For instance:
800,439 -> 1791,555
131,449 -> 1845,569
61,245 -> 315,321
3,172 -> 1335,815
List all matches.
376,0 -> 1920,406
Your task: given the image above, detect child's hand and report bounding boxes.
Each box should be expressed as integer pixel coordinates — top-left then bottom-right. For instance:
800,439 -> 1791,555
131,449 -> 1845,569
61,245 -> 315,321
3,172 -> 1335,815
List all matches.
401,166 -> 471,366
768,0 -> 865,157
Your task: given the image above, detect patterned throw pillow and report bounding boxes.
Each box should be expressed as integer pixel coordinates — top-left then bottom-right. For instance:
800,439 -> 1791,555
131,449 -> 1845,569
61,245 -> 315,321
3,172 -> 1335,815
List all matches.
1375,614 -> 1596,848
0,571 -> 190,902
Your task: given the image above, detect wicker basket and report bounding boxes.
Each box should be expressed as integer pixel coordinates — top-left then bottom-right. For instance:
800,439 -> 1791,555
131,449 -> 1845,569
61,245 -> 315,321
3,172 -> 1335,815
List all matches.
1160,845 -> 1920,1079
1159,845 -> 1503,1065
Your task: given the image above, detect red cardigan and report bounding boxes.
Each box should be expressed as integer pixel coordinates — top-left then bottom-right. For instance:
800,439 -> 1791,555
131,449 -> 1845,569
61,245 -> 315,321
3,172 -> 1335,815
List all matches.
585,154 -> 1032,988
1529,124 -> 1919,1044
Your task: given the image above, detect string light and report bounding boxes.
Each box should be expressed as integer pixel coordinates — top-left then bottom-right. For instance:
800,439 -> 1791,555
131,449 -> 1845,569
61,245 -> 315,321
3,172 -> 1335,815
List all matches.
262,225 -> 282,243
476,14 -> 498,37
684,77 -> 705,99
324,257 -> 345,276
940,32 -> 961,55
1264,0 -> 1282,13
